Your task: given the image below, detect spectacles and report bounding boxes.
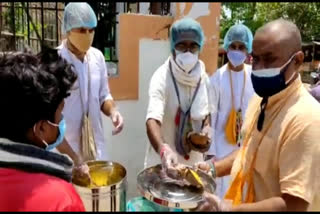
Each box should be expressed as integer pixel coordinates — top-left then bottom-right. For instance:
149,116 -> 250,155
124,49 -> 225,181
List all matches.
175,43 -> 200,54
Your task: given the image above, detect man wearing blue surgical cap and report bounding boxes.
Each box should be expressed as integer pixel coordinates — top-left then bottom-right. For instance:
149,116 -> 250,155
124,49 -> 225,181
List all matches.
199,24 -> 255,199
56,3 -> 124,178
145,18 -> 216,178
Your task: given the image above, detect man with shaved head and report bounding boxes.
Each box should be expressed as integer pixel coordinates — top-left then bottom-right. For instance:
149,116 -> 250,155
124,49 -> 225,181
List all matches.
195,19 -> 320,211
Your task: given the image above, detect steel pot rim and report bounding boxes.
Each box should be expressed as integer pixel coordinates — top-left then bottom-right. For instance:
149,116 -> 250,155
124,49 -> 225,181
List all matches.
73,160 -> 127,190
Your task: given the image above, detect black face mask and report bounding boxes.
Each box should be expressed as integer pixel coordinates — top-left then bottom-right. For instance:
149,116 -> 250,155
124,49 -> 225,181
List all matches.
251,72 -> 286,98
251,54 -> 296,98
251,53 -> 297,131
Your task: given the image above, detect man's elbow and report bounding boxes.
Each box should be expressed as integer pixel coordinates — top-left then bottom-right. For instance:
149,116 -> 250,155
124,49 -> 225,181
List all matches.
146,118 -> 161,133
146,118 -> 158,128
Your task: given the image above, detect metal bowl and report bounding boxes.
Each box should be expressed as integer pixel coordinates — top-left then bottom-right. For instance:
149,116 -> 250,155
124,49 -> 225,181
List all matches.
137,164 -> 216,210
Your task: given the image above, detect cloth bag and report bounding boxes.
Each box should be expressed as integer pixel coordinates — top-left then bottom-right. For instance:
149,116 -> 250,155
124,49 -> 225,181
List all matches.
80,60 -> 97,162
81,114 -> 96,161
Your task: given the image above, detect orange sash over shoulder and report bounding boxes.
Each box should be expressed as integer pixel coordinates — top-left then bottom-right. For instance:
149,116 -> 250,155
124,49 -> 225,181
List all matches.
224,81 -> 299,205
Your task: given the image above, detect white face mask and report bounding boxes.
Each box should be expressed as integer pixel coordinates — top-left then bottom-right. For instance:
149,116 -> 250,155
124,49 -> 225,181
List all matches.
175,50 -> 199,73
227,50 -> 247,67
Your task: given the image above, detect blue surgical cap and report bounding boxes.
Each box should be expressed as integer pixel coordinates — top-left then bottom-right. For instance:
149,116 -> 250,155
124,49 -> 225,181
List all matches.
170,18 -> 205,52
62,3 -> 97,34
223,24 -> 253,53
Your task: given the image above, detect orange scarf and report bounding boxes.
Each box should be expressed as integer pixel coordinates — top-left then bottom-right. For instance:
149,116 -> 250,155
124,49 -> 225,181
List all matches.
224,116 -> 257,205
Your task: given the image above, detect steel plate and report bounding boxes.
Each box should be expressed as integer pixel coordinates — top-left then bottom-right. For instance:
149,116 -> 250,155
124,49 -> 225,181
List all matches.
137,164 -> 216,209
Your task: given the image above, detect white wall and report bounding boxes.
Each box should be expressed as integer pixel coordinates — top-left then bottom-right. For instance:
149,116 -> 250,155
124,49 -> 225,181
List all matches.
102,39 -> 170,199
170,3 -> 211,19
139,3 -> 150,14
170,3 -> 176,17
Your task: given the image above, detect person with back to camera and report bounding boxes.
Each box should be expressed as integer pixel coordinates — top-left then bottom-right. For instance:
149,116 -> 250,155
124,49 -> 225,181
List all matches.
0,47 -> 85,211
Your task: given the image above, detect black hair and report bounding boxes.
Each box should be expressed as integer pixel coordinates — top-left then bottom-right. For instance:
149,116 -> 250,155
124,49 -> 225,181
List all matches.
0,47 -> 77,142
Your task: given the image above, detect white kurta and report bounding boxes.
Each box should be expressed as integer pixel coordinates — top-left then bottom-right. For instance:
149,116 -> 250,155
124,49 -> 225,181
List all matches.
57,40 -> 113,160
145,58 -> 216,168
208,63 -> 255,199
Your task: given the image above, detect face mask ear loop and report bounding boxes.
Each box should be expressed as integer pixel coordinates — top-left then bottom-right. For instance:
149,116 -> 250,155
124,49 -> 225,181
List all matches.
280,52 -> 298,73
285,72 -> 297,85
42,140 -> 49,148
280,53 -> 298,85
33,123 -> 49,149
47,120 -> 59,127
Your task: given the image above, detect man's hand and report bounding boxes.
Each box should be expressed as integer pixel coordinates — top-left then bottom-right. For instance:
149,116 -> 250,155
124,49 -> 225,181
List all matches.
194,161 -> 211,174
57,139 -> 92,182
201,125 -> 212,139
196,192 -> 232,212
110,110 -> 124,135
197,150 -> 238,178
72,162 -> 91,183
194,157 -> 217,178
101,100 -> 124,135
160,144 -> 180,178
